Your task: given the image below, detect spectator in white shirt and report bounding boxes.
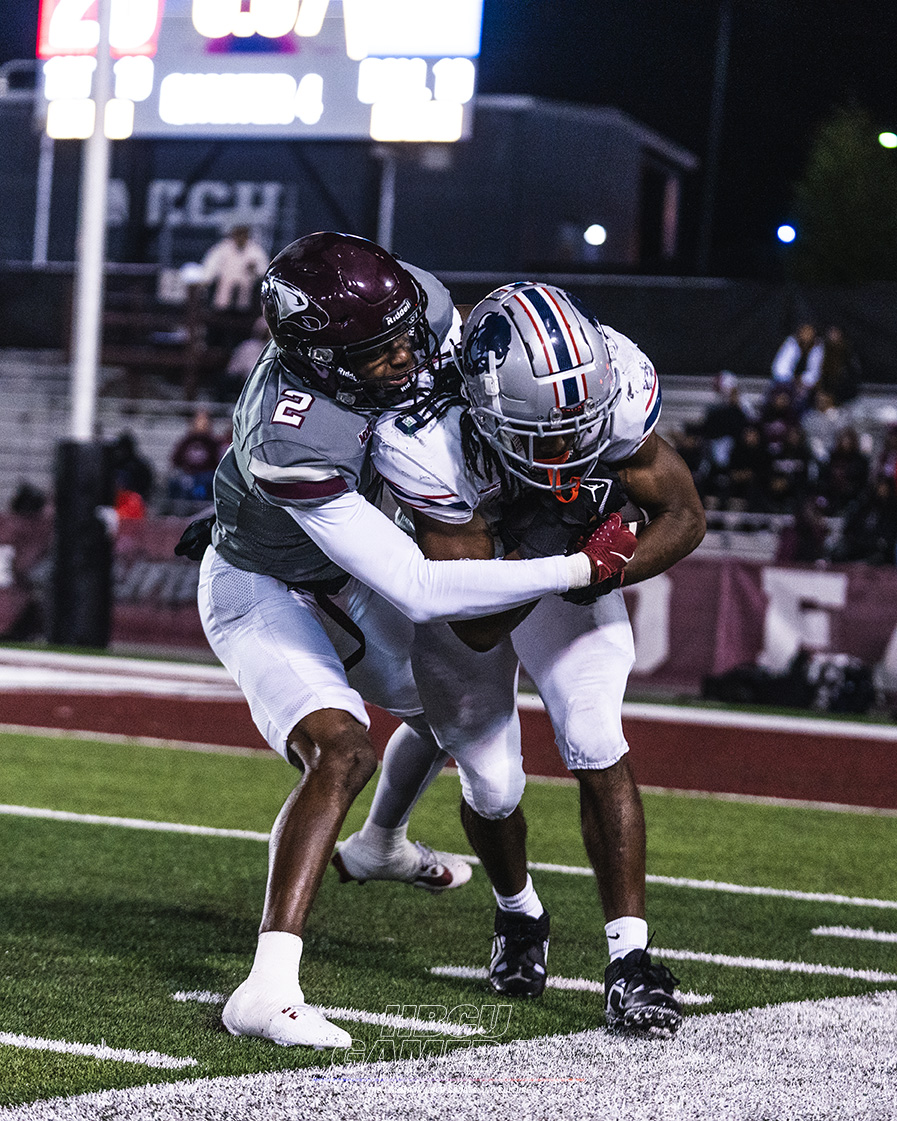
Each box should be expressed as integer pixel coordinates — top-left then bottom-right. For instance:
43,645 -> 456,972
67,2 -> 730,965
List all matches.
201,225 -> 269,312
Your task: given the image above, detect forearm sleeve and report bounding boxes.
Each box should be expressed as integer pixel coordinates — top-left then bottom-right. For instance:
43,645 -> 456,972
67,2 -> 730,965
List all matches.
290,491 -> 590,623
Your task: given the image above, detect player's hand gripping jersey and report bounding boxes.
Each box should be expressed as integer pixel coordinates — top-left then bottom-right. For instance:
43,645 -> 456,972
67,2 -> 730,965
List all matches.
373,326 -> 661,543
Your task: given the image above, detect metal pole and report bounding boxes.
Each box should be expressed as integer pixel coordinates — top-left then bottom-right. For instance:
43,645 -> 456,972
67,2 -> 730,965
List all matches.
376,147 -> 397,251
696,0 -> 733,276
53,0 -> 116,648
32,130 -> 55,266
69,0 -> 114,442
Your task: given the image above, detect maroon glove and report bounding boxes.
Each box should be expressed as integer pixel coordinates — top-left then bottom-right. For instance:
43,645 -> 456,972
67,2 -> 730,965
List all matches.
578,512 -> 638,585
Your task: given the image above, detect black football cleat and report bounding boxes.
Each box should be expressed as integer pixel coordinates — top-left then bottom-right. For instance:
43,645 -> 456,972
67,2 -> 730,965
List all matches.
604,946 -> 682,1036
489,908 -> 550,997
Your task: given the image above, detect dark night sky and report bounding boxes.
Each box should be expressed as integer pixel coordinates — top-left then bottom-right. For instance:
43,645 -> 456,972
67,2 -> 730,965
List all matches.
3,1 -> 896,276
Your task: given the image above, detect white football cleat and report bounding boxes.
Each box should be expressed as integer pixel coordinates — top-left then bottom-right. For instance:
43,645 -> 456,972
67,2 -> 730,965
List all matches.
222,978 -> 352,1049
332,833 -> 473,893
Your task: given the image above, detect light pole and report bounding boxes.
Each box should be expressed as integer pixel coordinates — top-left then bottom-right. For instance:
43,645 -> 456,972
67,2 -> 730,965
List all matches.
52,0 -> 116,648
696,0 -> 733,275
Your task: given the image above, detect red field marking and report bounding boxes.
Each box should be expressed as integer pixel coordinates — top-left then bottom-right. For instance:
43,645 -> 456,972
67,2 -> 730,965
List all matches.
1,689 -> 894,809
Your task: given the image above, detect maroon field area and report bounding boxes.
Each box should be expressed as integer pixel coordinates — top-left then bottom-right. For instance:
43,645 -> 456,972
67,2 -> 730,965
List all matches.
1,681 -> 894,810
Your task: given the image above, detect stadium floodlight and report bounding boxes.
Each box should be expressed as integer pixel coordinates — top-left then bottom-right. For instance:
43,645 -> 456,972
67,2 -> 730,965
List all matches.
879,132 -> 897,149
584,224 -> 607,246
777,224 -> 796,244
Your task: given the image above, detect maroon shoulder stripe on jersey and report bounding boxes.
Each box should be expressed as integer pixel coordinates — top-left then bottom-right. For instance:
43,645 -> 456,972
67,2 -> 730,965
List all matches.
256,475 -> 348,500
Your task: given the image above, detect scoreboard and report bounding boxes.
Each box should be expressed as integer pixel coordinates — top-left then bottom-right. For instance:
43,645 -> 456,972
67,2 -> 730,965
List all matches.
36,0 -> 483,141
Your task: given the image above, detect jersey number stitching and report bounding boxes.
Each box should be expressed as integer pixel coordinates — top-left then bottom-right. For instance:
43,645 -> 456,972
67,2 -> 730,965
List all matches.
272,390 -> 314,429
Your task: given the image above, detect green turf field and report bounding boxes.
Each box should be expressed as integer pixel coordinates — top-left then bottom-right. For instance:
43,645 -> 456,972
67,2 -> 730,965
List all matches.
1,730 -> 895,1110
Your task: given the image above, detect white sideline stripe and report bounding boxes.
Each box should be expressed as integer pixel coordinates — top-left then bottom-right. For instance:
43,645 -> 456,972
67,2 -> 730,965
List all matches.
651,947 -> 897,982
0,1031 -> 197,1069
0,666 -> 242,700
812,925 -> 897,943
0,724 -> 269,757
427,966 -> 713,1005
0,804 -> 270,842
1,645 -> 893,740
523,693 -> 897,742
4,803 -> 897,912
0,648 -> 231,682
170,992 -> 486,1036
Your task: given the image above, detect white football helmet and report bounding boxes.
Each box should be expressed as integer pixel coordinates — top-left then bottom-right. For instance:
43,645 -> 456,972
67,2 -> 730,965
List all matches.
459,283 -> 621,492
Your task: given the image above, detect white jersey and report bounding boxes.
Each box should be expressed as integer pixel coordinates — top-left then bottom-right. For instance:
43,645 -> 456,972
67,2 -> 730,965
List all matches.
373,326 -> 661,527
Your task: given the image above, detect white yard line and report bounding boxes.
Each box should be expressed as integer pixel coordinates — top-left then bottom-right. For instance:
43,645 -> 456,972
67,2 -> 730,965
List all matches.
812,925 -> 897,943
4,803 -> 896,911
0,724 -> 268,757
427,967 -> 713,1005
0,1032 -> 196,1069
171,993 -> 487,1037
0,804 -> 270,842
651,947 -> 897,983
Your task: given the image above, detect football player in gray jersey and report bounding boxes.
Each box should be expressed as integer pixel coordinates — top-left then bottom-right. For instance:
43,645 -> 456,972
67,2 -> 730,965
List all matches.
195,235 -> 619,1049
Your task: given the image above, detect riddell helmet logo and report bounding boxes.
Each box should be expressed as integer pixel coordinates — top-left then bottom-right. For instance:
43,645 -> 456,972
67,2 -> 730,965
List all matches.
265,277 -> 330,332
383,298 -> 412,327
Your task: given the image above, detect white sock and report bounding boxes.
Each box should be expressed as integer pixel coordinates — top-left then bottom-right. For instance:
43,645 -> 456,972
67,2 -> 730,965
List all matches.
357,820 -> 411,857
248,931 -> 304,986
494,874 -> 544,919
605,917 -> 648,962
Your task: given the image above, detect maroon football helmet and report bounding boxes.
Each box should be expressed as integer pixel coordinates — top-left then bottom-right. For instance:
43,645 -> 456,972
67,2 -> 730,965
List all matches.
260,231 -> 436,410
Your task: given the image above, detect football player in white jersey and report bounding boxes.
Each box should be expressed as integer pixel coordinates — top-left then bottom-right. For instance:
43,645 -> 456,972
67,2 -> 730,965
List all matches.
337,282 -> 705,1035
194,241 -> 621,1050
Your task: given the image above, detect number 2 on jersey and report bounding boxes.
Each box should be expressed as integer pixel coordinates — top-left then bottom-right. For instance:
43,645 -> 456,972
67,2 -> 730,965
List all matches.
272,389 -> 314,429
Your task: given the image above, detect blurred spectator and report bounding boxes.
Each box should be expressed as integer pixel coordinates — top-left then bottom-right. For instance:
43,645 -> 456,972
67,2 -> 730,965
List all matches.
10,482 -> 47,517
770,322 -> 823,408
817,325 -> 861,406
727,423 -> 772,512
200,226 -> 268,313
1,483 -> 51,640
698,371 -> 752,508
109,431 -> 155,520
217,316 -> 271,401
200,225 -> 269,352
766,424 -> 812,514
776,495 -> 829,563
669,425 -> 705,476
820,426 -> 869,515
167,409 -> 222,507
873,425 -> 897,486
667,425 -> 708,503
758,386 -> 802,456
829,477 -> 897,564
801,389 -> 844,468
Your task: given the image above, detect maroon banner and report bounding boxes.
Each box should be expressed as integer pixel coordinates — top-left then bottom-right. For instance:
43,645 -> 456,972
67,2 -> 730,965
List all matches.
2,513 -> 896,696
112,517 -> 208,647
623,557 -> 897,694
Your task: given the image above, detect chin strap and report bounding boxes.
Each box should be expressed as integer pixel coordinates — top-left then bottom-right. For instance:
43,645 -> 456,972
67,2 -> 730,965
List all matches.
534,450 -> 581,502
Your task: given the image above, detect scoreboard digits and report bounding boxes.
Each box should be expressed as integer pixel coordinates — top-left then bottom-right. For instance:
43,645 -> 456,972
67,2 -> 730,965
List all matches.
35,0 -> 483,140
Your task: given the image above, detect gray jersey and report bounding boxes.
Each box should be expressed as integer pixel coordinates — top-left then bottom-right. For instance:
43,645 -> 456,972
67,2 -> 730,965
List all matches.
212,266 -> 456,586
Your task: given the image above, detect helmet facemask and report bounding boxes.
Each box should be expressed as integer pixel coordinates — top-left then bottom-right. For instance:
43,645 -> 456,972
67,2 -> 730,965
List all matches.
472,387 -> 620,494
460,283 -> 621,494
